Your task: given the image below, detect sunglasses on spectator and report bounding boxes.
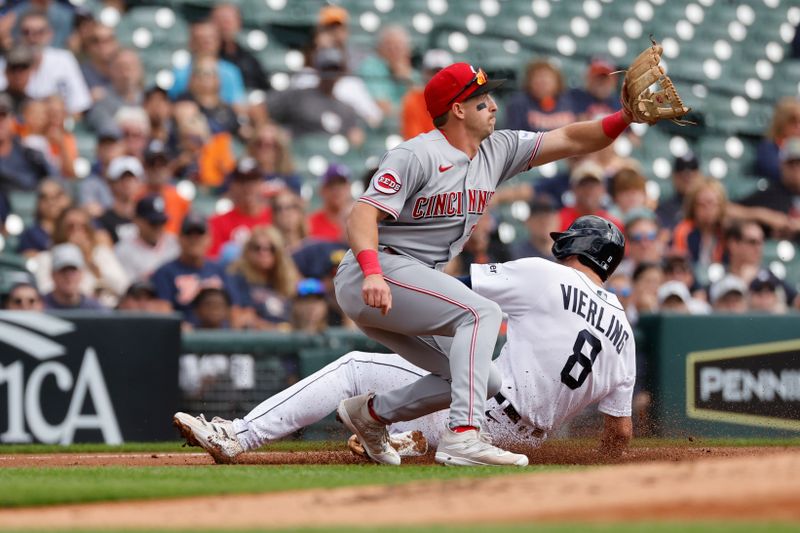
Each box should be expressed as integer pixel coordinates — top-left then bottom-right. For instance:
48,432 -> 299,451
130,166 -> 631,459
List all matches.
248,243 -> 275,253
630,230 -> 657,243
608,286 -> 632,298
273,203 -> 300,212
122,130 -> 146,138
255,139 -> 278,148
11,297 -> 39,306
21,26 -> 47,37
740,237 -> 763,246
39,192 -> 63,201
8,64 -> 31,72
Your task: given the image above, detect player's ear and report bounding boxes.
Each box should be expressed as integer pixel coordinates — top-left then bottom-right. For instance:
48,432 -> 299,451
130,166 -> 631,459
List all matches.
452,102 -> 466,120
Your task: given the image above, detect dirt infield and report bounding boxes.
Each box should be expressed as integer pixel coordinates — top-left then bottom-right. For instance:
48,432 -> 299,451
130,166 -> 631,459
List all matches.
1,445 -> 799,529
0,442 -> 793,467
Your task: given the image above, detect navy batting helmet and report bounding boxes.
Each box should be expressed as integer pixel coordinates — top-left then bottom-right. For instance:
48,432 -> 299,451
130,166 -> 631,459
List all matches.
550,215 -> 625,281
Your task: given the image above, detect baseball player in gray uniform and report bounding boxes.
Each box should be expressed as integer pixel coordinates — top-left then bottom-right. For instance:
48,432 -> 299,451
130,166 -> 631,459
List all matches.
331,63 -> 636,466
173,216 -> 634,465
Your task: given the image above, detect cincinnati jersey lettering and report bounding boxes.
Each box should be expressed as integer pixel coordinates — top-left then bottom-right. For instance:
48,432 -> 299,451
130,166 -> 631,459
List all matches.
412,189 -> 494,220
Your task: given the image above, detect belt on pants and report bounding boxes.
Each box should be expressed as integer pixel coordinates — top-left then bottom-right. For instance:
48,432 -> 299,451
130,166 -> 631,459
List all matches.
493,392 -> 547,439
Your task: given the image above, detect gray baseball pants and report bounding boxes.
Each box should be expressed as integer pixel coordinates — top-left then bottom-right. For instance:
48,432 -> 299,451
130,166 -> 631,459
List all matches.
334,249 -> 503,429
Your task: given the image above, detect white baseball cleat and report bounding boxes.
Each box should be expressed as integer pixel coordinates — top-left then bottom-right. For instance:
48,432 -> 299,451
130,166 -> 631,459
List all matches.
435,426 -> 529,466
173,412 -> 244,464
336,394 -> 401,466
347,430 -> 429,459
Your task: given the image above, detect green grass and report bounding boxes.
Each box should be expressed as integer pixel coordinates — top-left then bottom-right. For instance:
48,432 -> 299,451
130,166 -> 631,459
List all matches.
0,464 -> 562,508
5,523 -> 800,533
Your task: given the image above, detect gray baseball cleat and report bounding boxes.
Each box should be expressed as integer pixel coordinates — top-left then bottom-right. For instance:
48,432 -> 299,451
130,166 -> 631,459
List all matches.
435,426 -> 529,466
173,412 -> 244,464
336,394 -> 401,466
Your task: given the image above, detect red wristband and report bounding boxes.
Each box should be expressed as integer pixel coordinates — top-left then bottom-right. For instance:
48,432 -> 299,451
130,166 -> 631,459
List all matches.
601,110 -> 629,139
356,249 -> 383,277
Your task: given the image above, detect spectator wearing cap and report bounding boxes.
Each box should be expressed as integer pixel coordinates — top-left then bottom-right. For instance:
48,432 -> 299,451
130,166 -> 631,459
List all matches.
316,4 -> 366,70
558,160 -> 623,231
42,243 -> 106,311
168,20 -> 246,108
17,178 -> 70,256
617,210 -> 664,278
308,163 -> 353,243
87,48 -> 145,134
266,46 -> 364,146
114,194 -> 180,282
709,274 -> 748,314
568,57 -> 622,120
609,165 -> 649,221
211,3 -> 270,91
238,123 -> 302,196
151,213 -> 244,324
207,158 -> 273,258
1,12 -> 91,115
79,23 -> 119,102
657,280 -> 710,315
733,137 -> 800,240
34,205 -> 129,300
755,97 -> 800,184
180,55 -> 240,136
748,271 -> 788,314
116,280 -> 171,313
227,225 -> 298,329
78,130 -> 124,218
357,25 -> 420,117
401,49 -> 453,139
510,195 -> 559,260
0,92 -> 53,210
141,140 -> 191,236
723,219 -> 798,305
506,59 -> 576,132
291,278 -> 330,333
292,240 -> 350,328
4,45 -> 35,115
672,177 -> 727,281
291,33 -> 383,129
10,0 -> 75,50
655,152 -> 701,230
4,281 -> 44,311
656,281 -> 691,313
95,156 -> 143,243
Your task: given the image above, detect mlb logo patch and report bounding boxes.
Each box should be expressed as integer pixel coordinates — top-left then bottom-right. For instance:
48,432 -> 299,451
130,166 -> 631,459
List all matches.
374,171 -> 402,195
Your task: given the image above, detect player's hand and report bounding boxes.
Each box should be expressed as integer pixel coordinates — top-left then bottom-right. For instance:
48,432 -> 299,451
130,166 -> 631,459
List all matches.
362,274 -> 392,315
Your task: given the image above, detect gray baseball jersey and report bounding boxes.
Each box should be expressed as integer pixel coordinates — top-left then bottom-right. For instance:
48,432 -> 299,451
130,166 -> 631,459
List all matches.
359,128 -> 544,269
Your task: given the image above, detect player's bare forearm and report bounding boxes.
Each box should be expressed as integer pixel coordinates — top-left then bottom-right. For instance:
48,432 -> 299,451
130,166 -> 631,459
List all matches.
346,202 -> 386,254
347,201 -> 393,314
533,113 -> 632,166
598,415 -> 633,459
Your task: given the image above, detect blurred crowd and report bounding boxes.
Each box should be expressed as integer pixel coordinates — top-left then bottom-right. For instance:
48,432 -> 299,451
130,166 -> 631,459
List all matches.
0,0 -> 799,333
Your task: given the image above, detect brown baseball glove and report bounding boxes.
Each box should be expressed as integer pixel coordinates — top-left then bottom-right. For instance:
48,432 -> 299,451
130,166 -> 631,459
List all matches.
622,38 -> 692,125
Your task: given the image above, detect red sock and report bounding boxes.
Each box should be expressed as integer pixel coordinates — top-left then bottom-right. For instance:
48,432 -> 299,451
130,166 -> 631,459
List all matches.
452,425 -> 478,433
367,397 -> 389,424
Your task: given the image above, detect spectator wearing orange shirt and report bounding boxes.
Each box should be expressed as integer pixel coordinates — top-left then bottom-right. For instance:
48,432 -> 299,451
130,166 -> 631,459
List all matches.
558,160 -> 622,231
401,49 -> 452,140
207,158 -> 272,259
307,163 -> 352,243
